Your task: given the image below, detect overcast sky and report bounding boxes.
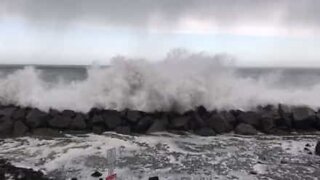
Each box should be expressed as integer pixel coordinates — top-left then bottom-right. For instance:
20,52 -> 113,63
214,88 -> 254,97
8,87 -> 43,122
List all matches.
0,0 -> 320,66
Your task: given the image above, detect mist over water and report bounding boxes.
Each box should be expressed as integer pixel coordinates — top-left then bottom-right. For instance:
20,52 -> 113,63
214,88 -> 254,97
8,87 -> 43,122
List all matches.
0,50 -> 319,112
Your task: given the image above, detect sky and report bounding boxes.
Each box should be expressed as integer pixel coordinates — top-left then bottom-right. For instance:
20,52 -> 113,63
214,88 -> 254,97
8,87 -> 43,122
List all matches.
0,0 -> 320,67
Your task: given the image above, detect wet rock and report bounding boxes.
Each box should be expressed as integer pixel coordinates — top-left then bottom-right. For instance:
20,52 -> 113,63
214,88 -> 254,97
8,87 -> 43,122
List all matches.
32,128 -> 63,137
237,111 -> 261,129
207,112 -> 233,133
292,106 -> 316,129
315,141 -> 320,156
147,118 -> 168,133
235,123 -> 258,135
194,127 -> 216,136
91,171 -> 102,177
196,105 -> 208,118
170,115 -> 190,130
134,116 -> 154,133
48,115 -> 72,129
26,109 -> 48,128
125,110 -> 142,123
259,107 -> 279,133
49,109 -> 60,117
12,108 -> 27,121
0,116 -> 13,136
188,112 -> 206,130
102,110 -> 122,130
69,114 -> 87,130
92,115 -> 104,125
0,107 -> 16,118
277,104 -> 293,128
92,126 -> 105,134
62,110 -> 76,118
115,126 -> 131,135
13,120 -> 29,136
149,177 -> 159,180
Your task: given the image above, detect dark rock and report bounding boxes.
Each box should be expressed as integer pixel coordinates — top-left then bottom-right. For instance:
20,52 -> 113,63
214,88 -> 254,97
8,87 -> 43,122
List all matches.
13,121 -> 29,136
147,118 -> 168,133
230,109 -> 243,118
237,111 -> 261,129
0,107 -> 16,118
26,109 -> 48,128
0,116 -> 13,136
134,116 -> 154,133
62,110 -> 76,118
194,127 -> 216,136
278,104 -> 293,128
196,105 -> 208,118
125,110 -> 142,123
315,141 -> 320,156
48,115 -> 72,129
206,112 -> 233,133
115,126 -> 131,135
188,112 -> 206,130
92,115 -> 104,125
12,108 -> 27,121
92,126 -> 105,134
49,109 -> 60,117
235,123 -> 258,135
91,171 -> 102,177
259,108 -> 279,133
292,106 -> 316,129
149,177 -> 159,180
70,114 -> 87,130
170,116 -> 190,130
32,128 -> 63,137
102,110 -> 122,130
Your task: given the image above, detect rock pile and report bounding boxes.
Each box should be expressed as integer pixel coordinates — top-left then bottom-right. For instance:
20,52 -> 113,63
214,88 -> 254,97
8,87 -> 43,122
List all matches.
0,104 -> 320,137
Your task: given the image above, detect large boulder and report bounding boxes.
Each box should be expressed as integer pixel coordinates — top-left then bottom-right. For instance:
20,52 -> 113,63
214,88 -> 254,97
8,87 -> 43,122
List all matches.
62,110 -> 76,118
125,110 -> 142,123
32,128 -> 64,137
259,107 -> 280,133
169,115 -> 190,130
102,110 -> 122,130
0,107 -> 16,118
277,104 -> 293,128
237,111 -> 261,129
194,127 -> 216,136
292,106 -> 316,129
188,112 -> 206,130
13,120 -> 29,136
92,126 -> 105,134
0,116 -> 13,136
91,115 -> 104,125
12,108 -> 28,121
69,114 -> 87,130
26,109 -> 48,128
147,117 -> 168,133
235,123 -> 258,135
134,116 -> 154,133
48,115 -> 73,129
206,112 -> 234,133
115,126 -> 131,135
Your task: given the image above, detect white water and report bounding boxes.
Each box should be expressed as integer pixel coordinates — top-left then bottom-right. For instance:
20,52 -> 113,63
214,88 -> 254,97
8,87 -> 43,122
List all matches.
0,50 -> 319,112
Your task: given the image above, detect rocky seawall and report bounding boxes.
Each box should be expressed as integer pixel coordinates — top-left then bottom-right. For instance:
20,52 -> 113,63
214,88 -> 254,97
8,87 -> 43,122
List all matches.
1,104 -> 320,138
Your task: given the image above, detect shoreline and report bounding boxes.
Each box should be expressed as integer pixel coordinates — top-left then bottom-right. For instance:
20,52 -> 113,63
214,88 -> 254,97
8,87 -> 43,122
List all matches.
0,104 -> 320,138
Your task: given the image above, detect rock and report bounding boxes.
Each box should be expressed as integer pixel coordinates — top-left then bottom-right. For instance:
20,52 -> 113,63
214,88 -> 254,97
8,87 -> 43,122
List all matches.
278,104 -> 293,128
48,115 -> 72,129
26,109 -> 48,128
13,121 -> 29,136
206,112 -> 233,133
194,127 -> 216,136
237,111 -> 261,129
196,105 -> 208,118
92,126 -> 105,134
62,110 -> 76,118
315,141 -> 320,156
147,118 -> 168,133
70,114 -> 87,130
170,116 -> 190,130
91,115 -> 104,125
292,106 -> 316,129
259,108 -> 279,133
32,128 -> 63,137
134,116 -> 154,133
125,110 -> 142,123
115,126 -> 131,135
91,171 -> 102,177
188,112 -> 206,130
12,108 -> 27,121
0,116 -> 13,136
0,107 -> 16,118
149,177 -> 159,180
49,109 -> 60,117
235,123 -> 258,135
102,110 -> 122,130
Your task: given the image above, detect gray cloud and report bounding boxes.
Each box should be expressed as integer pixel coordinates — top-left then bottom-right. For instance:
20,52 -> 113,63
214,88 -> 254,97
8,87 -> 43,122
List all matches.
1,0 -> 320,31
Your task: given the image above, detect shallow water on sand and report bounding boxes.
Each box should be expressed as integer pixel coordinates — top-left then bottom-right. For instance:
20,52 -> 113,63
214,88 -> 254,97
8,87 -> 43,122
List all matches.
0,133 -> 319,180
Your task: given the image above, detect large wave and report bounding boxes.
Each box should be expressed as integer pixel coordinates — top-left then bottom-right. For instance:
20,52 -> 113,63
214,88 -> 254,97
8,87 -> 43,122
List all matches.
0,50 -> 319,112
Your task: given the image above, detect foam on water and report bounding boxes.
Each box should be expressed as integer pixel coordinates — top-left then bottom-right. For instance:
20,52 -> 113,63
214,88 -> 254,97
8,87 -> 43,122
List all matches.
0,50 -> 320,112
